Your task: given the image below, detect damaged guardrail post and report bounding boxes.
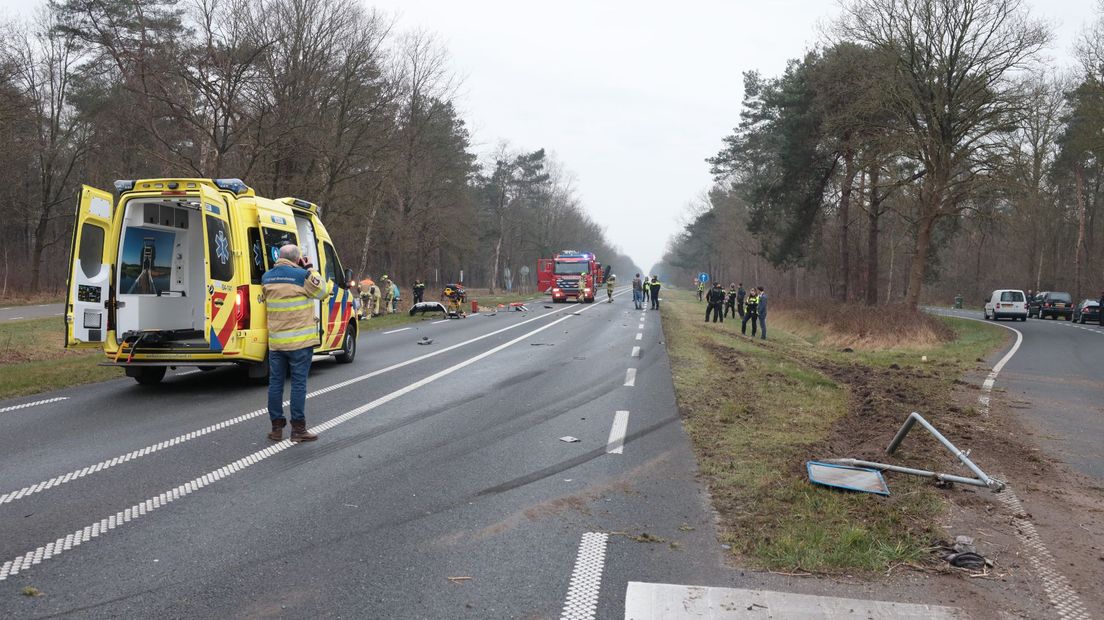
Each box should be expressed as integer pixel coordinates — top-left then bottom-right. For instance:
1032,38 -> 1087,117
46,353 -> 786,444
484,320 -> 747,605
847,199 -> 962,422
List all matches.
886,412 -> 1004,492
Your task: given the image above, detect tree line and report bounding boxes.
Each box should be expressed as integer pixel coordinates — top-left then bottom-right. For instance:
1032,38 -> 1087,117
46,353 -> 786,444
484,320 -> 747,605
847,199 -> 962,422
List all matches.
0,0 -> 639,296
661,0 -> 1104,307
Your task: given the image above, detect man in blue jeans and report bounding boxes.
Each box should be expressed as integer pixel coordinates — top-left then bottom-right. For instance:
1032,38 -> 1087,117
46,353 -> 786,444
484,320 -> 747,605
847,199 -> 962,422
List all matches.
757,286 -> 768,339
262,244 -> 329,442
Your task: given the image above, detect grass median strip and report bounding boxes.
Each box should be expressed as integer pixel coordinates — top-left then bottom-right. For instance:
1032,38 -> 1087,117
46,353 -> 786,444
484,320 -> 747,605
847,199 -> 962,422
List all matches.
661,290 -> 1006,573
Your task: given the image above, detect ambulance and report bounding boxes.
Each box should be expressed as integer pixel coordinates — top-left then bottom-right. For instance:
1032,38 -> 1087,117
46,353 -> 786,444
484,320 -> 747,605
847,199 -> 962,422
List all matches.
65,178 -> 358,384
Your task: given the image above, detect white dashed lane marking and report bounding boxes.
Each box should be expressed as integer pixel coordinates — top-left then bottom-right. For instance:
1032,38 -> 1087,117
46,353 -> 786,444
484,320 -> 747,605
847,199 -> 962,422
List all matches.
635,333 -> 642,341
624,368 -> 636,387
0,295 -> 615,580
606,411 -> 629,454
0,397 -> 68,415
382,327 -> 411,334
630,346 -> 640,358
559,532 -> 609,620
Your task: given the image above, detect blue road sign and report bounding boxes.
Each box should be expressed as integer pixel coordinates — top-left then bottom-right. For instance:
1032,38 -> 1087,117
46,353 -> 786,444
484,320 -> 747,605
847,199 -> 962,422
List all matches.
698,272 -> 709,283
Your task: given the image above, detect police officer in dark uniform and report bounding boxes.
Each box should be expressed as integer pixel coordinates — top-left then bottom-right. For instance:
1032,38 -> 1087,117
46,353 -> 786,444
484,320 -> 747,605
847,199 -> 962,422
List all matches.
413,279 -> 426,304
705,282 -> 726,322
742,289 -> 759,336
724,284 -> 738,319
736,283 -> 746,319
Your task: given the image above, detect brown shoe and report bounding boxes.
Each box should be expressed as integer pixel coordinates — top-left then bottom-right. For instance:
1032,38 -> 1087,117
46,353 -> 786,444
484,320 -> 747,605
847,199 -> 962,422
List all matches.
290,420 -> 318,443
267,418 -> 287,441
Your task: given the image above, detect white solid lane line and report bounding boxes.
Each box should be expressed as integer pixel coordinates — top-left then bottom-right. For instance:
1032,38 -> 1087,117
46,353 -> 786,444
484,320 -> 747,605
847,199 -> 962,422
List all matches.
606,411 -> 629,454
624,368 -> 636,387
631,346 -> 640,358
0,397 -> 69,415
7,317 -> 24,321
0,291 -> 614,581
0,297 -> 607,506
382,327 -> 412,334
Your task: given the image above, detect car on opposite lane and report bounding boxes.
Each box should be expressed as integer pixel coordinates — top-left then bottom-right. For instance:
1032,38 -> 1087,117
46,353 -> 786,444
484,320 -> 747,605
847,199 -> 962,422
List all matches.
984,289 -> 1028,321
1073,299 -> 1100,324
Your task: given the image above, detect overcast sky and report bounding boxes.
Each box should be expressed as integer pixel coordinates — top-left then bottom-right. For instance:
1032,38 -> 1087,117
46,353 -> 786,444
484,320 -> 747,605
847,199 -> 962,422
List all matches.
0,0 -> 1092,272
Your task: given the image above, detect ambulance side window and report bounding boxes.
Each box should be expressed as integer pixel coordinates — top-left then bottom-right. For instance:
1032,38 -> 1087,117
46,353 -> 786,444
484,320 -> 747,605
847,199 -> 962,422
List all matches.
78,223 -> 105,278
322,242 -> 343,288
205,215 -> 234,282
247,228 -> 264,284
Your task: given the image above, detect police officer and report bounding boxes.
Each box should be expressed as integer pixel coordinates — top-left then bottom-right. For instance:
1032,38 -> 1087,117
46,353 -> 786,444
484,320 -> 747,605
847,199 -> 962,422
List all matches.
742,288 -> 759,337
697,280 -> 705,302
642,276 -> 651,304
649,276 -> 662,310
757,286 -> 768,340
724,284 -> 738,319
413,279 -> 426,304
705,282 -> 726,323
262,244 -> 329,443
736,283 -> 746,319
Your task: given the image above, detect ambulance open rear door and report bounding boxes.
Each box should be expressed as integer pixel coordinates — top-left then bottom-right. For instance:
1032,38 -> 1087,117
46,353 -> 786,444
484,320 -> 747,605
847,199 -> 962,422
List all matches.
198,184 -> 238,352
65,185 -> 116,348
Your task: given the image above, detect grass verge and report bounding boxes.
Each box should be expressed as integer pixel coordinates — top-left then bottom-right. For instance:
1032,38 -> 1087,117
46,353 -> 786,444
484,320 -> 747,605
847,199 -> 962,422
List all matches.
661,290 -> 1007,573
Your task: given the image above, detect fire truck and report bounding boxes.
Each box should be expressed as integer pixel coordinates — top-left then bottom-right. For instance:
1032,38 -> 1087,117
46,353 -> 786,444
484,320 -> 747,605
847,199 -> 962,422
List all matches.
537,250 -> 606,303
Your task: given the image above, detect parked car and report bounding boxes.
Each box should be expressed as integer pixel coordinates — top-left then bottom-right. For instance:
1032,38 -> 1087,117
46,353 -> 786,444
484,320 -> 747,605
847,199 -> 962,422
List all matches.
1030,291 -> 1074,320
983,289 -> 1027,321
1073,299 -> 1100,324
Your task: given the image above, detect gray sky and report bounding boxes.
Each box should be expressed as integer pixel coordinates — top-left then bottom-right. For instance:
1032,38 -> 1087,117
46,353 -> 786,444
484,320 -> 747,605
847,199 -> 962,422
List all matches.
0,0 -> 1092,271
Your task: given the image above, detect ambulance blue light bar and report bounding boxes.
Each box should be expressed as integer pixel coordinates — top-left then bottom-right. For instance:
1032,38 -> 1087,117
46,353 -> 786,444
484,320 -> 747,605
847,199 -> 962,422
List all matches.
214,178 -> 250,194
114,180 -> 135,193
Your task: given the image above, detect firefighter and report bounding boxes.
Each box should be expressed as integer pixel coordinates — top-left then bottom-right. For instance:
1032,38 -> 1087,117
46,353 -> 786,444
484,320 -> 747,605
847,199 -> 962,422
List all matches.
363,278 -> 381,317
413,279 -> 426,304
262,244 -> 328,443
724,283 -> 738,319
697,280 -> 705,302
606,274 -> 615,303
381,275 -> 395,313
705,282 -> 726,323
579,271 -> 589,303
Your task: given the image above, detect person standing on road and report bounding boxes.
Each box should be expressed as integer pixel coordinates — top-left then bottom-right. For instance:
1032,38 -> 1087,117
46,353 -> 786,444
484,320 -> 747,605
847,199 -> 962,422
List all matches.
632,273 -> 643,310
642,276 -> 651,305
413,279 -> 426,304
262,244 -> 329,443
705,282 -> 726,323
736,283 -> 746,320
757,286 -> 768,340
649,276 -> 662,310
724,284 -> 738,319
606,275 -> 615,303
742,288 -> 759,337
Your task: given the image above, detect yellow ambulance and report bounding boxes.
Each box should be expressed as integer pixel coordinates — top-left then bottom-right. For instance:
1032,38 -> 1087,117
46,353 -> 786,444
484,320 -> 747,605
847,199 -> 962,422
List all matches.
65,178 -> 358,384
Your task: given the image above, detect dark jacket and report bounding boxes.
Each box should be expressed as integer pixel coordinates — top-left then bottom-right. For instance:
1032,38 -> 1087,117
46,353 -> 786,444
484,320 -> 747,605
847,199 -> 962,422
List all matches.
737,287 -> 746,303
707,287 -> 726,304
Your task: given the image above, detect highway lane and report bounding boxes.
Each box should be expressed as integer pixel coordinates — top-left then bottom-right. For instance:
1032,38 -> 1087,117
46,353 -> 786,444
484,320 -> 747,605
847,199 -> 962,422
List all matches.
0,303 -> 63,322
0,293 -> 729,618
935,309 -> 1104,480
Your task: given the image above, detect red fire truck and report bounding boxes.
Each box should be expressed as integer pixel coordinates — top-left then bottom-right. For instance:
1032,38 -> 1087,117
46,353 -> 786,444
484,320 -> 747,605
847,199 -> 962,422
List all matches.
537,251 -> 604,303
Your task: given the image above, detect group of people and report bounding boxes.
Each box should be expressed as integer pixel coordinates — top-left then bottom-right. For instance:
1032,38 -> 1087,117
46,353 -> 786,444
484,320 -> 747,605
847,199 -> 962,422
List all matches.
703,282 -> 768,339
630,274 -> 663,310
348,276 -> 428,319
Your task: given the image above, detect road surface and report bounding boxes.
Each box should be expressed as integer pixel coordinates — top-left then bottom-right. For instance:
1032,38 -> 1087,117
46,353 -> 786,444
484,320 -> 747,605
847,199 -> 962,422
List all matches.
0,292 -> 732,618
0,303 -> 63,322
934,308 -> 1104,480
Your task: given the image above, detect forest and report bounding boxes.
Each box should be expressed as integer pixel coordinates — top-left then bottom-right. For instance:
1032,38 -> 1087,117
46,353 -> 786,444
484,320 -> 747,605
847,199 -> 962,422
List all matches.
0,0 -> 640,297
660,0 -> 1104,307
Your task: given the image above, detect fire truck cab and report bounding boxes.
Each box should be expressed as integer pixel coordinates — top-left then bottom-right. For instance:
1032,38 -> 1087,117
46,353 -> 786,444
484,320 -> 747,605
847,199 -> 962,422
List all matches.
65,178 -> 358,385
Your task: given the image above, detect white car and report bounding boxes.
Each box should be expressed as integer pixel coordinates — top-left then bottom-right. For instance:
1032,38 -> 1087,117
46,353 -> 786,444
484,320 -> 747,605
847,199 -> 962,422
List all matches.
983,289 -> 1027,321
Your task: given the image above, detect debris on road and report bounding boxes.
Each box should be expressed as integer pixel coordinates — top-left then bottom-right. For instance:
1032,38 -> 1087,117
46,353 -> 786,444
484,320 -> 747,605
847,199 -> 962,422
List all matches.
417,337 -> 433,345
447,576 -> 472,584
559,436 -> 580,443
21,586 -> 43,597
933,536 -> 992,570
806,461 -> 890,496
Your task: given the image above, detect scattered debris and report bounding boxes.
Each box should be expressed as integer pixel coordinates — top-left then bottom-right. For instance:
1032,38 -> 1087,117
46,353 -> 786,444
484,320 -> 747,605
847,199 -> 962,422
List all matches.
343,503 -> 359,508
921,355 -> 929,362
543,305 -> 553,309
21,586 -> 43,597
933,536 -> 992,570
806,461 -> 890,496
841,347 -> 854,353
530,343 -> 553,347
559,436 -> 580,443
417,337 -> 433,346
678,524 -> 696,532
447,576 -> 473,584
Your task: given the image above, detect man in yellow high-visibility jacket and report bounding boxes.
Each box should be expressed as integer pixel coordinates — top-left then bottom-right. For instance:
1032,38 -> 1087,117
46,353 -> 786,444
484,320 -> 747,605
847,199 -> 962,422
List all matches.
262,244 -> 330,443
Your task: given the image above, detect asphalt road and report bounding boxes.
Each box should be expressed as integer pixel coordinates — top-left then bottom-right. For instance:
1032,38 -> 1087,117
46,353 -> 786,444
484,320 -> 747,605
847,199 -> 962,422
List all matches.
934,308 -> 1104,480
0,303 -> 63,322
0,292 -> 732,618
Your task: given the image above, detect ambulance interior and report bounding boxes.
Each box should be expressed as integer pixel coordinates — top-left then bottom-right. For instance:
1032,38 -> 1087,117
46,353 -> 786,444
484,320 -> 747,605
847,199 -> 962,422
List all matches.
114,198 -> 207,344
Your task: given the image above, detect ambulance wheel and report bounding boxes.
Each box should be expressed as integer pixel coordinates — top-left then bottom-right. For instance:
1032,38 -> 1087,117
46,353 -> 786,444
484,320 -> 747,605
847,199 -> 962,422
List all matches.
129,366 -> 166,385
247,355 -> 270,384
335,322 -> 357,363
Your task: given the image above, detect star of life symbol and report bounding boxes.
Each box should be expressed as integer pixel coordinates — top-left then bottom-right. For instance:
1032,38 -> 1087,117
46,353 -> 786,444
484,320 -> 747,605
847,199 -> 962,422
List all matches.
215,229 -> 230,264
